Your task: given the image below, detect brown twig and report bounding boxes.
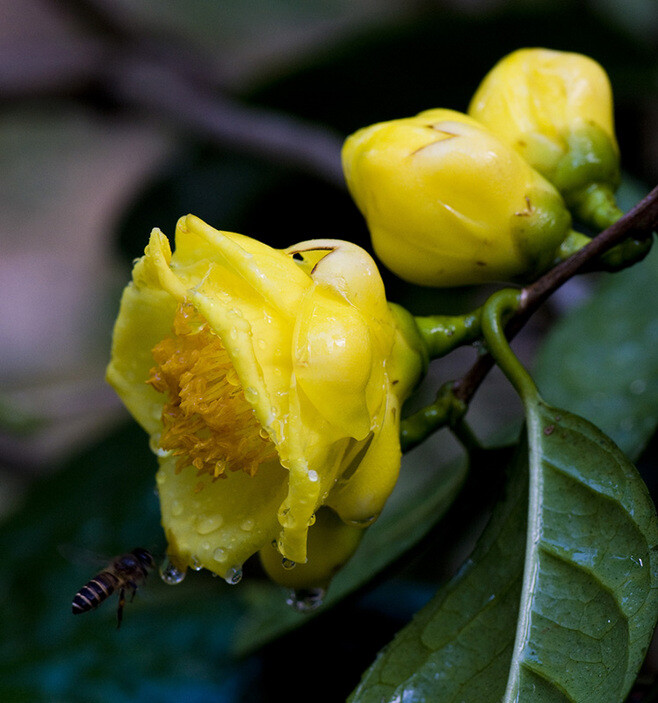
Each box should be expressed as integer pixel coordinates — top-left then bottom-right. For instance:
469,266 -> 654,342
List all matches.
452,183 -> 658,405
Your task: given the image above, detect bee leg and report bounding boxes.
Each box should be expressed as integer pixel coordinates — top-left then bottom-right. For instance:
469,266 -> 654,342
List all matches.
128,581 -> 138,603
117,587 -> 126,629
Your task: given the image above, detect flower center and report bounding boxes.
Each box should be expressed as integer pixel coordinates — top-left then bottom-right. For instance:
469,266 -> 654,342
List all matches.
147,302 -> 277,480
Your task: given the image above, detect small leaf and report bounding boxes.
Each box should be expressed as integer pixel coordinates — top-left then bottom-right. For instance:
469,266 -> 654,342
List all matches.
349,404 -> 658,702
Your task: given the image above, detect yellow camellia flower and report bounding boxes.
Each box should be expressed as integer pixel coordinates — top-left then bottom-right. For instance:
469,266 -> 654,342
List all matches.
468,48 -> 621,228
106,215 -> 425,588
342,108 -> 573,287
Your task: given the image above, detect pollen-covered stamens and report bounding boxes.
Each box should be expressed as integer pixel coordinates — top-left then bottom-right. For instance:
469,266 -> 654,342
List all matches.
147,302 -> 277,480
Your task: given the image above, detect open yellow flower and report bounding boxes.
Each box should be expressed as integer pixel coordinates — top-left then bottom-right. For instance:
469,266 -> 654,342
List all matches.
107,215 -> 425,585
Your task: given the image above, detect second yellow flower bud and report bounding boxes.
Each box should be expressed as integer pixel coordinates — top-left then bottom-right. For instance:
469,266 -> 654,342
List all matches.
342,109 -> 572,287
468,48 -> 621,228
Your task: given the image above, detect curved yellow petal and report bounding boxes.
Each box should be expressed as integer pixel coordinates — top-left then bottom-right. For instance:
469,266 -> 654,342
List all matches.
293,284 -> 373,441
158,454 -> 288,580
325,392 -> 402,525
259,507 -> 364,589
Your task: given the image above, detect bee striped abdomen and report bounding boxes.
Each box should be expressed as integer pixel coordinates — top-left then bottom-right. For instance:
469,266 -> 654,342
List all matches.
72,571 -> 120,614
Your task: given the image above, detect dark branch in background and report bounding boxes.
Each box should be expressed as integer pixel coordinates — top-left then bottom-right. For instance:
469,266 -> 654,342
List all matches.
5,0 -> 345,187
104,57 -> 345,187
453,185 -> 658,405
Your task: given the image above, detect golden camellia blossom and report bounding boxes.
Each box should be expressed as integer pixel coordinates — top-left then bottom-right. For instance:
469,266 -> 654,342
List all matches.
342,108 -> 573,287
107,215 -> 425,587
468,48 -> 621,228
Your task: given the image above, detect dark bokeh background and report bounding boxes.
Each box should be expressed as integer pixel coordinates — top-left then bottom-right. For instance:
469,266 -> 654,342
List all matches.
1,1 -> 657,701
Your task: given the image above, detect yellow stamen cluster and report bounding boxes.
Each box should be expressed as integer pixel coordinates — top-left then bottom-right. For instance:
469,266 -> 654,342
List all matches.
147,302 -> 277,480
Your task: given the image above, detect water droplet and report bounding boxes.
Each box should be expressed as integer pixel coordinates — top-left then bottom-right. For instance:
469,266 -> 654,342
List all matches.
240,519 -> 254,532
285,587 -> 325,612
171,500 -> 183,517
270,539 -> 278,549
308,469 -> 319,482
472,340 -> 487,356
159,558 -> 187,585
258,338 -> 267,349
244,387 -> 259,404
213,547 -> 227,563
281,558 -> 296,570
620,417 -> 635,432
225,566 -> 243,585
190,555 -> 203,571
196,514 -> 223,535
307,514 -> 316,527
630,379 -> 646,395
347,514 -> 378,527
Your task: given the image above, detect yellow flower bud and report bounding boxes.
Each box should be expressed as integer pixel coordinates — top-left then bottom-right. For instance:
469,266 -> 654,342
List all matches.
107,215 -> 423,584
342,109 -> 572,287
468,48 -> 621,228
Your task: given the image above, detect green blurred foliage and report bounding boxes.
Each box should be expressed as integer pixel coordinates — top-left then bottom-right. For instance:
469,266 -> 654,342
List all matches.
2,0 -> 658,701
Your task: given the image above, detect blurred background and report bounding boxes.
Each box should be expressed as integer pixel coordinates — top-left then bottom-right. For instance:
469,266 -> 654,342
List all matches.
1,1 -> 657,701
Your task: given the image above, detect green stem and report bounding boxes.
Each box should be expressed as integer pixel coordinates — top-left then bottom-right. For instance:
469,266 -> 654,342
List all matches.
575,183 -> 624,231
400,382 -> 466,453
481,289 -> 538,405
554,228 -> 653,273
414,309 -> 482,359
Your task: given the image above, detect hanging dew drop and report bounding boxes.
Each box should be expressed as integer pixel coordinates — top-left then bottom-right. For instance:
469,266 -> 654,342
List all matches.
159,558 -> 187,585
225,566 -> 243,585
285,587 -> 325,613
281,558 -> 296,570
190,555 -> 203,571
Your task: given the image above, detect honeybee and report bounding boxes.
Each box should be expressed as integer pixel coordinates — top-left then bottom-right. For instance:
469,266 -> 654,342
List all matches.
71,547 -> 155,628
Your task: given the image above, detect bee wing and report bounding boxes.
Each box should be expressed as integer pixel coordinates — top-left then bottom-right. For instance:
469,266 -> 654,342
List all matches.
58,543 -> 110,569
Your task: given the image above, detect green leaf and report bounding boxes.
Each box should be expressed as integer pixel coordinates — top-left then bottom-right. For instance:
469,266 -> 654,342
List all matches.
534,218 -> 658,461
233,442 -> 468,655
349,404 -> 658,702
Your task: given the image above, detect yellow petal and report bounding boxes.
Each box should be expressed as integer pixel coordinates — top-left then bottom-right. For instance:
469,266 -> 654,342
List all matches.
293,284 -> 373,441
326,392 -> 401,525
158,453 -> 288,580
259,507 -> 364,589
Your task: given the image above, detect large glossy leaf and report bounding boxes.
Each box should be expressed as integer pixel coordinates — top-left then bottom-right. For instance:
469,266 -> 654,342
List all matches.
349,403 -> 658,702
534,194 -> 658,461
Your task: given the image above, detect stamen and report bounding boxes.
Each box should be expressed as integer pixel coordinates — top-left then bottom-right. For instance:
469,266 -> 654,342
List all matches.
147,302 -> 277,481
